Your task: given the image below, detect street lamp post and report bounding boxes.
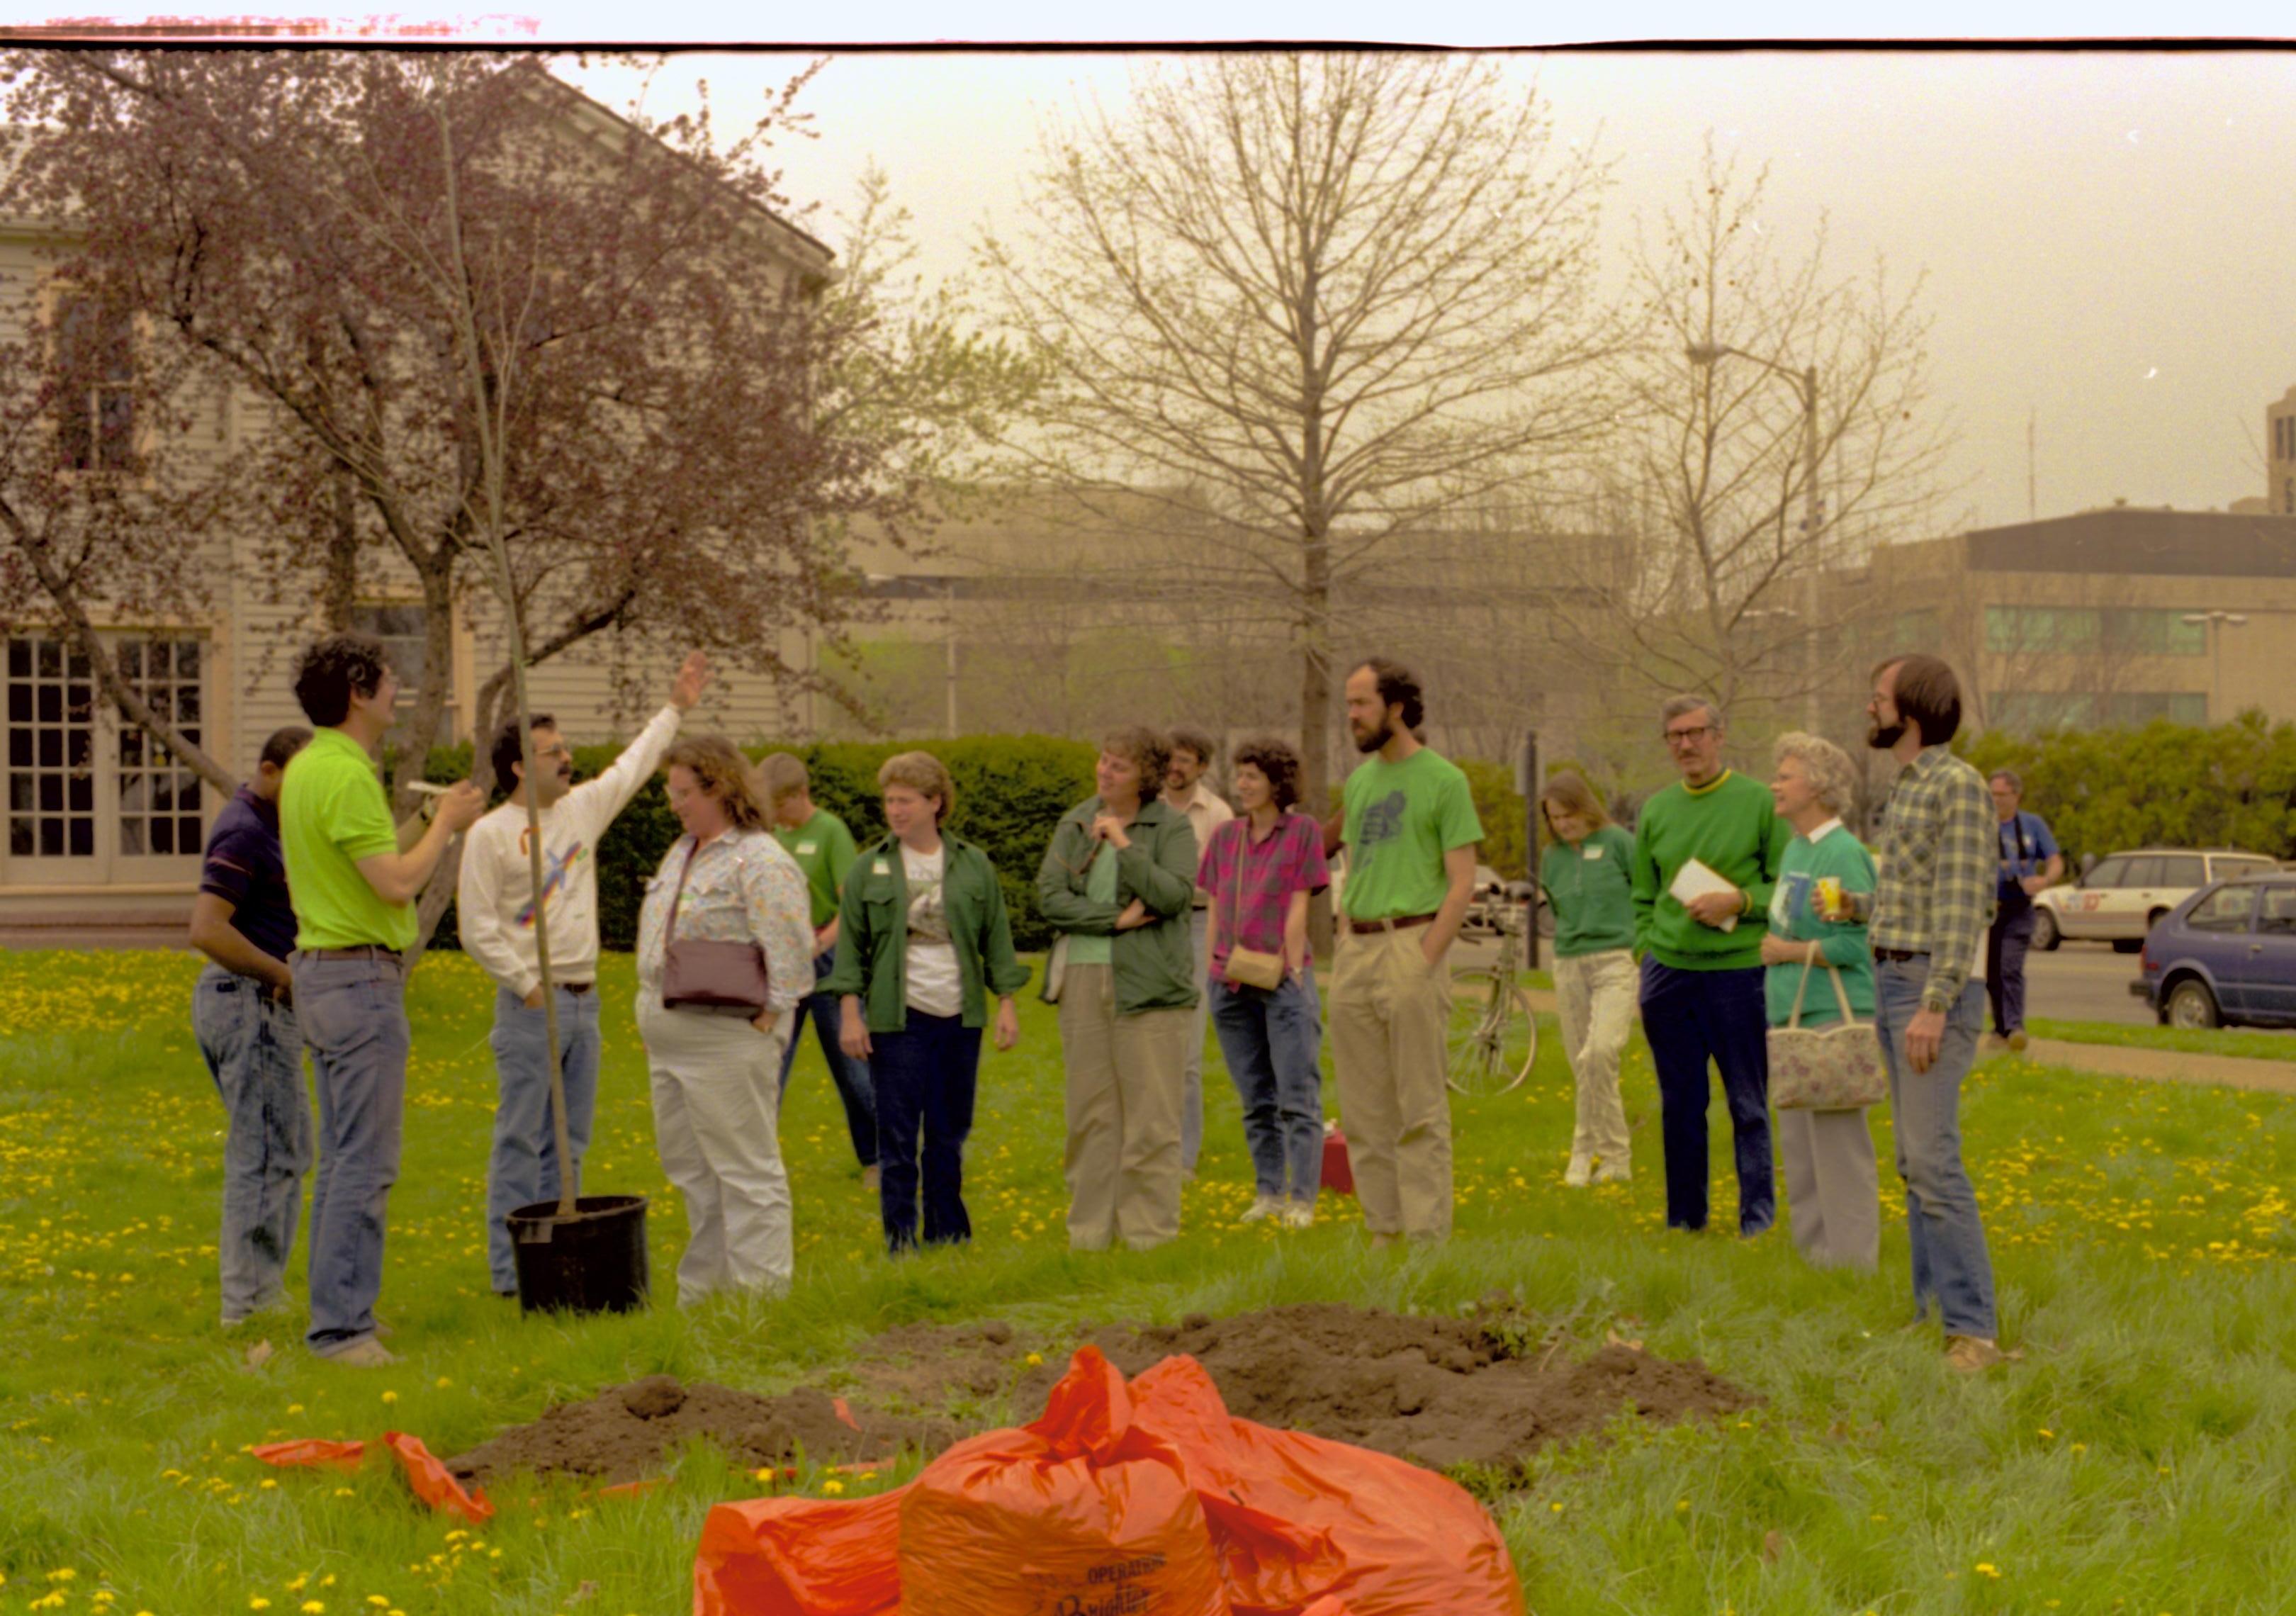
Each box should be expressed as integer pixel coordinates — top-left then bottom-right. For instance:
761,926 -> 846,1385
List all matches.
1687,342 -> 1823,728
2180,610 -> 2249,723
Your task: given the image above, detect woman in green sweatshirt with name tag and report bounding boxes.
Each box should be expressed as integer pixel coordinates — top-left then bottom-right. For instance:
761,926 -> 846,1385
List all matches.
1538,774 -> 1638,1188
1758,732 -> 1881,1271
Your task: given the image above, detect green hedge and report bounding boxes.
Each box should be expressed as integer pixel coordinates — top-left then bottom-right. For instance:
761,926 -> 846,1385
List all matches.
426,733 -> 1098,955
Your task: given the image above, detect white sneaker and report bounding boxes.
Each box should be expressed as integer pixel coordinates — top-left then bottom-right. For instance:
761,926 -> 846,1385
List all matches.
1593,1160 -> 1632,1184
1280,1202 -> 1315,1230
1239,1194 -> 1282,1224
1563,1154 -> 1593,1188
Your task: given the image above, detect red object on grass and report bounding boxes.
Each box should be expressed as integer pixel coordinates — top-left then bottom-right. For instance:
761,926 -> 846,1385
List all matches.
1322,1126 -> 1356,1196
693,1344 -> 1521,1616
250,1432 -> 493,1524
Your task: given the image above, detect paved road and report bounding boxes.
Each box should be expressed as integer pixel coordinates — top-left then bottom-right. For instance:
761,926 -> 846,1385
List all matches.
1453,931 -> 2161,1028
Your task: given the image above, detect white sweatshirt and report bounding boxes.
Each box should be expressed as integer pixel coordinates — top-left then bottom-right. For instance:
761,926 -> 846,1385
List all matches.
458,705 -> 683,999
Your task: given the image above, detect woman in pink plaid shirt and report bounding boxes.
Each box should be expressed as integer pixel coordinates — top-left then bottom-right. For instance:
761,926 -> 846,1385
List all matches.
1197,736 -> 1332,1228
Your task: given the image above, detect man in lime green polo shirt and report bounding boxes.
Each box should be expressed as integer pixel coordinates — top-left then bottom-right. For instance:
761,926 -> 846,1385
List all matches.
280,632 -> 483,1366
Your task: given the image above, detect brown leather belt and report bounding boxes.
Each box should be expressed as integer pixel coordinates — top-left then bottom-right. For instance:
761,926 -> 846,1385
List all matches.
561,982 -> 595,994
1876,948 -> 1929,963
1345,912 -> 1440,936
305,946 -> 402,963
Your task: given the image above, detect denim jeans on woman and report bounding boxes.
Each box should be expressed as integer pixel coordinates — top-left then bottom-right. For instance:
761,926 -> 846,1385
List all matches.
291,951 -> 411,1354
192,965 -> 311,1326
777,949 -> 878,1169
870,1011 -> 983,1251
1872,960 -> 1997,1337
1209,970 -> 1324,1203
485,984 -> 602,1294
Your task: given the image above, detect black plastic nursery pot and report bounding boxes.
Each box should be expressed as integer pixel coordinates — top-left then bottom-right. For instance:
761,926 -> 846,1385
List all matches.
507,1194 -> 651,1316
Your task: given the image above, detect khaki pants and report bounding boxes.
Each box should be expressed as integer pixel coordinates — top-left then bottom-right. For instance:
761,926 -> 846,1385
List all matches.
1553,948 -> 1636,1165
638,996 -> 794,1306
1777,1104 -> 1880,1271
1057,963 -> 1189,1250
1329,926 -> 1454,1240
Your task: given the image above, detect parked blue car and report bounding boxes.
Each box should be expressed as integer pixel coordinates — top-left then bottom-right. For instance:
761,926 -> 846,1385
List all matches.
2133,874 -> 2296,1029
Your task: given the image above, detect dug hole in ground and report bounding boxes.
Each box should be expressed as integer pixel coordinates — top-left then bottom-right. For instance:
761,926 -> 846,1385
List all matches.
444,1301 -> 1759,1615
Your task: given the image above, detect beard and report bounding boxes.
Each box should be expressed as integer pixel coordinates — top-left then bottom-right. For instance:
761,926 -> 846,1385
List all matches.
1867,719 -> 1905,751
1351,713 -> 1395,754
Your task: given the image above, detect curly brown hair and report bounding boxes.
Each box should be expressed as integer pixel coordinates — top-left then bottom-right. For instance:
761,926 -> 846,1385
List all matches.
877,750 -> 954,824
1101,726 -> 1172,792
1231,734 -> 1303,811
663,736 -> 770,831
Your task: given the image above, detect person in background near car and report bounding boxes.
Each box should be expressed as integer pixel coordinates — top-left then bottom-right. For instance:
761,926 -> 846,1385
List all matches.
458,652 -> 708,1299
1163,726 -> 1234,1178
1537,773 -> 1636,1188
1760,732 -> 1882,1272
1330,658 -> 1483,1247
1867,655 -> 2005,1374
758,752 -> 879,1191
190,724 -> 313,1330
1986,769 -> 2061,1053
1198,736 -> 1330,1227
1039,727 -> 1200,1251
828,751 -> 1028,1252
1629,696 -> 1790,1238
281,633 -> 486,1364
635,737 -> 816,1304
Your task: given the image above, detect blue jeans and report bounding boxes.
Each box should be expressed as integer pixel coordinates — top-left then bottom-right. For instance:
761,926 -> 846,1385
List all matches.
1640,960 -> 1774,1234
869,1011 -> 981,1252
485,984 -> 602,1293
191,965 -> 310,1324
291,951 -> 411,1353
777,950 -> 877,1168
1210,970 -> 1324,1202
1874,962 -> 1998,1337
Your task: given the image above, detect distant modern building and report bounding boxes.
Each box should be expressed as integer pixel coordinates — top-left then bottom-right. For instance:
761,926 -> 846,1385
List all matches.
1842,505 -> 2296,735
2270,384 -> 2296,517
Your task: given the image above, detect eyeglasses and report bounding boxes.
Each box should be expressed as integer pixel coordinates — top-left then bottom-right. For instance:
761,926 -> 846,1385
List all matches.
1662,726 -> 1713,746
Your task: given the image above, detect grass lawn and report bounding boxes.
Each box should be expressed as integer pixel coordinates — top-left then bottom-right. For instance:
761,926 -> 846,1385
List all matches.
2028,1016 -> 2296,1065
8,948 -> 2296,1615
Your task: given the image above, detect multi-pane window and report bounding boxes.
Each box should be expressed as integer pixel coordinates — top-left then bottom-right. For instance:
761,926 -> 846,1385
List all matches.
54,296 -> 136,474
5,636 -> 97,858
1983,607 -> 2205,657
115,637 -> 204,857
350,604 -> 431,693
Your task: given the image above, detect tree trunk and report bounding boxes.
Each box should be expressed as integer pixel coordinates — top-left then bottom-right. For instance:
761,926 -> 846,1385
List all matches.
320,461 -> 359,632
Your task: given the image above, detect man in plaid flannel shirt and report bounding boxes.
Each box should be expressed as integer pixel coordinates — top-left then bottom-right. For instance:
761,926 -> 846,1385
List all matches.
1867,653 -> 2004,1374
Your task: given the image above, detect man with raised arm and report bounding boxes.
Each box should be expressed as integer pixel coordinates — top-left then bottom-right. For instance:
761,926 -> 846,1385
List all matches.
458,651 -> 711,1297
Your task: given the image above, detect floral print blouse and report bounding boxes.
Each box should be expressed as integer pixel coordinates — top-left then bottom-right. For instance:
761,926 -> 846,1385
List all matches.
636,826 -> 814,1014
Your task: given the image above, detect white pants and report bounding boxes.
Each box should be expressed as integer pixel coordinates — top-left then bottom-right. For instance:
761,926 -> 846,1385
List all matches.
1553,948 -> 1637,1164
637,994 -> 794,1306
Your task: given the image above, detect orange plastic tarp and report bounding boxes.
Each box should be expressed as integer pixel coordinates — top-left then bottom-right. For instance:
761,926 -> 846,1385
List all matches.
250,1432 -> 493,1525
693,1345 -> 1521,1616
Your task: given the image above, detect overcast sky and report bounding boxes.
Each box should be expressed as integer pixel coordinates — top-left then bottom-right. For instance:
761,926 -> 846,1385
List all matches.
553,46 -> 2296,537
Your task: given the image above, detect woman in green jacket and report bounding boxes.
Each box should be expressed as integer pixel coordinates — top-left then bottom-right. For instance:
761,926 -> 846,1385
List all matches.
827,752 -> 1029,1253
1036,726 -> 1200,1251
1538,773 -> 1638,1188
1760,731 -> 1881,1271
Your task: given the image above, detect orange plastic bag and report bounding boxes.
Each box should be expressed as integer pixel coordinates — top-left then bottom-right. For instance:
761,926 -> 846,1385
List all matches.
249,1432 -> 493,1525
897,1346 -> 1229,1616
693,1346 -> 1519,1616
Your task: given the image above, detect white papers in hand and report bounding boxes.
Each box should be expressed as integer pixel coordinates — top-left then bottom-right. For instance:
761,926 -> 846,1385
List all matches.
1669,858 -> 1739,933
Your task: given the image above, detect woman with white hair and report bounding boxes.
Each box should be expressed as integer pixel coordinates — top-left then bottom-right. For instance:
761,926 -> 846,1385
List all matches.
1758,731 -> 1882,1270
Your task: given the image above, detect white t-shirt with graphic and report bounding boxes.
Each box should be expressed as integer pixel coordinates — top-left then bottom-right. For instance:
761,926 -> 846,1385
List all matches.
903,843 -> 964,1018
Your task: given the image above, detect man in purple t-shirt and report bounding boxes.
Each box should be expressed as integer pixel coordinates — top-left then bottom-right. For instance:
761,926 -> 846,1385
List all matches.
188,725 -> 313,1329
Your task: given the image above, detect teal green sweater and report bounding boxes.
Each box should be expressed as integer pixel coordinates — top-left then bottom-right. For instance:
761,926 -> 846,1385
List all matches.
1762,826 -> 1879,1028
1628,771 -> 1790,972
1540,824 -> 1636,958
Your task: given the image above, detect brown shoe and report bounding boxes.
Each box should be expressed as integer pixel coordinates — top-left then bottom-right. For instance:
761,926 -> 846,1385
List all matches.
860,1165 -> 881,1194
1944,1335 -> 2006,1374
1368,1232 -> 1400,1251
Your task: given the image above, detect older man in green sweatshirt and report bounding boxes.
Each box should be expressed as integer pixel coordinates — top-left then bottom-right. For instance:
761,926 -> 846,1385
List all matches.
1629,695 -> 1791,1236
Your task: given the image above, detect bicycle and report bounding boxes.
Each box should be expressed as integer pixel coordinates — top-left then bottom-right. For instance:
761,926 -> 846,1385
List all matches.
1445,888 -> 1539,1096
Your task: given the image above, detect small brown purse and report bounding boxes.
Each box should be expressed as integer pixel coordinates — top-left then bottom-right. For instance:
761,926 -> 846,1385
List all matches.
661,841 -> 772,1016
1219,828 -> 1288,991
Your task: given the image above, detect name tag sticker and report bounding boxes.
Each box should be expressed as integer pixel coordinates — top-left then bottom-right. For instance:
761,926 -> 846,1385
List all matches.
795,841 -> 817,856
1584,845 -> 1604,860
872,858 -> 891,876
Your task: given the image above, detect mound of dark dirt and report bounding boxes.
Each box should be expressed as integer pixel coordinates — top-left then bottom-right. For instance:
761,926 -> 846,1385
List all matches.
448,1304 -> 1761,1487
444,1374 -> 957,1488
